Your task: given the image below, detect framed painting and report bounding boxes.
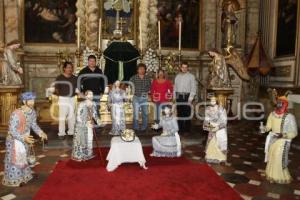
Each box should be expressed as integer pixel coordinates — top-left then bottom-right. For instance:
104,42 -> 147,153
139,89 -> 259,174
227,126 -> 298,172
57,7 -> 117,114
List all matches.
275,0 -> 298,57
100,0 -> 138,40
157,0 -> 201,50
23,0 -> 77,44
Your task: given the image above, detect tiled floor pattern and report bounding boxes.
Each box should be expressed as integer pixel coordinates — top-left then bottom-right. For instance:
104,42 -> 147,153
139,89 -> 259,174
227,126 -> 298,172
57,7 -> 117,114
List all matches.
0,121 -> 299,200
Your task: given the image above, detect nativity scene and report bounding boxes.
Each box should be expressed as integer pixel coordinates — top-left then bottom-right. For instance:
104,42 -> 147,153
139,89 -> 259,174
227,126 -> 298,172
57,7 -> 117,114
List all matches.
0,0 -> 300,199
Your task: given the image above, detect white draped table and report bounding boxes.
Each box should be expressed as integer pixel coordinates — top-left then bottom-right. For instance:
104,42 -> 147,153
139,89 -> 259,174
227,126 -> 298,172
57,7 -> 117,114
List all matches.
106,136 -> 147,172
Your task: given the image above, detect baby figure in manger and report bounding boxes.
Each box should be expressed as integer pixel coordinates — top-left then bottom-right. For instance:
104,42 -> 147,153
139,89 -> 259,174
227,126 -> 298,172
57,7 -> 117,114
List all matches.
151,106 -> 181,157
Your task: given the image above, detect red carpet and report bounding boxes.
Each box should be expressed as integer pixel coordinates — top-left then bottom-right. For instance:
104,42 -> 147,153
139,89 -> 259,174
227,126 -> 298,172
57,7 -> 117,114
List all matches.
34,148 -> 242,200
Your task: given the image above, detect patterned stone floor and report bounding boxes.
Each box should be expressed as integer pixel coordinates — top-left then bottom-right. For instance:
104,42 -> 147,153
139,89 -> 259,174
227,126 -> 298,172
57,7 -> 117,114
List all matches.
0,120 -> 299,200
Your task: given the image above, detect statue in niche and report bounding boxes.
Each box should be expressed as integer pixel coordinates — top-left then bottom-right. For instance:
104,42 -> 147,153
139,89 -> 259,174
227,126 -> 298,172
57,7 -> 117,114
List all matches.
0,40 -> 23,86
221,0 -> 240,48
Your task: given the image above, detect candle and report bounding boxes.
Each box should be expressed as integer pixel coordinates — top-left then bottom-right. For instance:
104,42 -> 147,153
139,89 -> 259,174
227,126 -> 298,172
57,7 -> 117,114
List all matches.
98,18 -> 102,50
139,18 -> 143,51
178,21 -> 182,51
158,21 -> 161,51
77,17 -> 80,49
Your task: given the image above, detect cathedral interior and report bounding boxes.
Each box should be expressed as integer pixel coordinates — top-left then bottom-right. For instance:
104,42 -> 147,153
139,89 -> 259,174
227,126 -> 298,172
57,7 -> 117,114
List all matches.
0,0 -> 300,199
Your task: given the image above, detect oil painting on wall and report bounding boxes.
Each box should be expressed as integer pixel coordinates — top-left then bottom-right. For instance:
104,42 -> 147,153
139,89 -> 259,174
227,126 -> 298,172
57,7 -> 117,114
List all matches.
276,0 -> 298,57
157,0 -> 200,49
24,0 -> 76,43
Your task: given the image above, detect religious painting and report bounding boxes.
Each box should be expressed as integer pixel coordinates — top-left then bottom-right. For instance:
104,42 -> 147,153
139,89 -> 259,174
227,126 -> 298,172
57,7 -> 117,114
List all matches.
101,0 -> 137,39
275,0 -> 298,57
157,0 -> 200,49
24,0 -> 76,43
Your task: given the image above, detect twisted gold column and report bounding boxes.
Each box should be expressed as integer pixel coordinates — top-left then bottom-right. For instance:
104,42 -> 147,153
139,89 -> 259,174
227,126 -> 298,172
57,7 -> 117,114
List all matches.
0,86 -> 23,135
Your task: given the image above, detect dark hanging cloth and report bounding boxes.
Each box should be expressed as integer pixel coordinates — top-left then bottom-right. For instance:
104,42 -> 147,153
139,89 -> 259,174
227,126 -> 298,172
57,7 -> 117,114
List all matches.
103,41 -> 140,84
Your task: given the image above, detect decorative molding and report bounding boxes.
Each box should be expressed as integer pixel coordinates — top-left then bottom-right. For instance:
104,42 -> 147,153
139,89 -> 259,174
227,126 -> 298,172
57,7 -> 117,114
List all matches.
269,59 -> 295,82
85,0 -> 99,49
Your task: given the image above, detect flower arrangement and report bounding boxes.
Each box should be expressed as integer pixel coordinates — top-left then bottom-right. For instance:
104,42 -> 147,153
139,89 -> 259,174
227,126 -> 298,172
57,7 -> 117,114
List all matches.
143,48 -> 159,73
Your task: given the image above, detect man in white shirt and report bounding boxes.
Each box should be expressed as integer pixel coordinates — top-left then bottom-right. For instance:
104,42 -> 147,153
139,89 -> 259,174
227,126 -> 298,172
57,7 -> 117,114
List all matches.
55,62 -> 79,139
174,62 -> 197,135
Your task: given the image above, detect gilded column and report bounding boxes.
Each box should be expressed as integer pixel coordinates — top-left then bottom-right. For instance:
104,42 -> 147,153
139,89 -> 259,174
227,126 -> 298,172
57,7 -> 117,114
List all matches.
0,0 -> 4,48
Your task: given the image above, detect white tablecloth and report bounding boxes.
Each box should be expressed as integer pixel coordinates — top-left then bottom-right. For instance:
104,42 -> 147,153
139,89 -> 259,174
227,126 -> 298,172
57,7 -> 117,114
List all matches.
106,136 -> 147,172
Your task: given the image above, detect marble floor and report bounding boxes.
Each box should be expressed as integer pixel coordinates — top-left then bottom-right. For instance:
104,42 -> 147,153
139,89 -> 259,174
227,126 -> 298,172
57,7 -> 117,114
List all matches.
0,120 -> 299,200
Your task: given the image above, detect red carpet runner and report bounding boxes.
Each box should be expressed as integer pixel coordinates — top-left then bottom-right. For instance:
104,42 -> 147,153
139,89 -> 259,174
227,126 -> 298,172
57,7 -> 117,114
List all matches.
34,148 -> 242,200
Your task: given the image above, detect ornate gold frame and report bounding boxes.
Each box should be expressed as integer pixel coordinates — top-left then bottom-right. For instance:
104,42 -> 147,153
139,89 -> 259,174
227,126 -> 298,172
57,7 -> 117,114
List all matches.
99,0 -> 138,41
18,0 -> 77,47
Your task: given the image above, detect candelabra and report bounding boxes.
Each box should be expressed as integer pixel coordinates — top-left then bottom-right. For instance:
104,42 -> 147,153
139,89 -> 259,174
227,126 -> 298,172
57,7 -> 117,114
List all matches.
158,49 -> 163,69
139,48 -> 144,60
178,50 -> 182,68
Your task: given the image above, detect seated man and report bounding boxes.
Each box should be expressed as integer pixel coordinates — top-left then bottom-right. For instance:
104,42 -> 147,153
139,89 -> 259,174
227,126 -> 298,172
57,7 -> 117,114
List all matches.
72,90 -> 101,161
151,106 -> 181,157
263,96 -> 298,184
2,92 -> 47,187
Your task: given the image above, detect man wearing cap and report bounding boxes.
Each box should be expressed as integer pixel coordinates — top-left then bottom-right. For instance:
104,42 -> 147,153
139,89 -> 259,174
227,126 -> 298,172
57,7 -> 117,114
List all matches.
2,92 -> 47,187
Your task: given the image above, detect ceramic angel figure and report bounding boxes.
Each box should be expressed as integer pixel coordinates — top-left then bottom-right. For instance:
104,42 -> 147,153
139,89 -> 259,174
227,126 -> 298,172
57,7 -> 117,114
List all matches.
207,50 -> 231,89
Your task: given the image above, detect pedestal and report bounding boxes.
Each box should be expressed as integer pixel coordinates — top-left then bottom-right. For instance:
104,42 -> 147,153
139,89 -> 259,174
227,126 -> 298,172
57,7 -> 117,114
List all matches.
0,85 -> 23,135
207,88 -> 234,109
